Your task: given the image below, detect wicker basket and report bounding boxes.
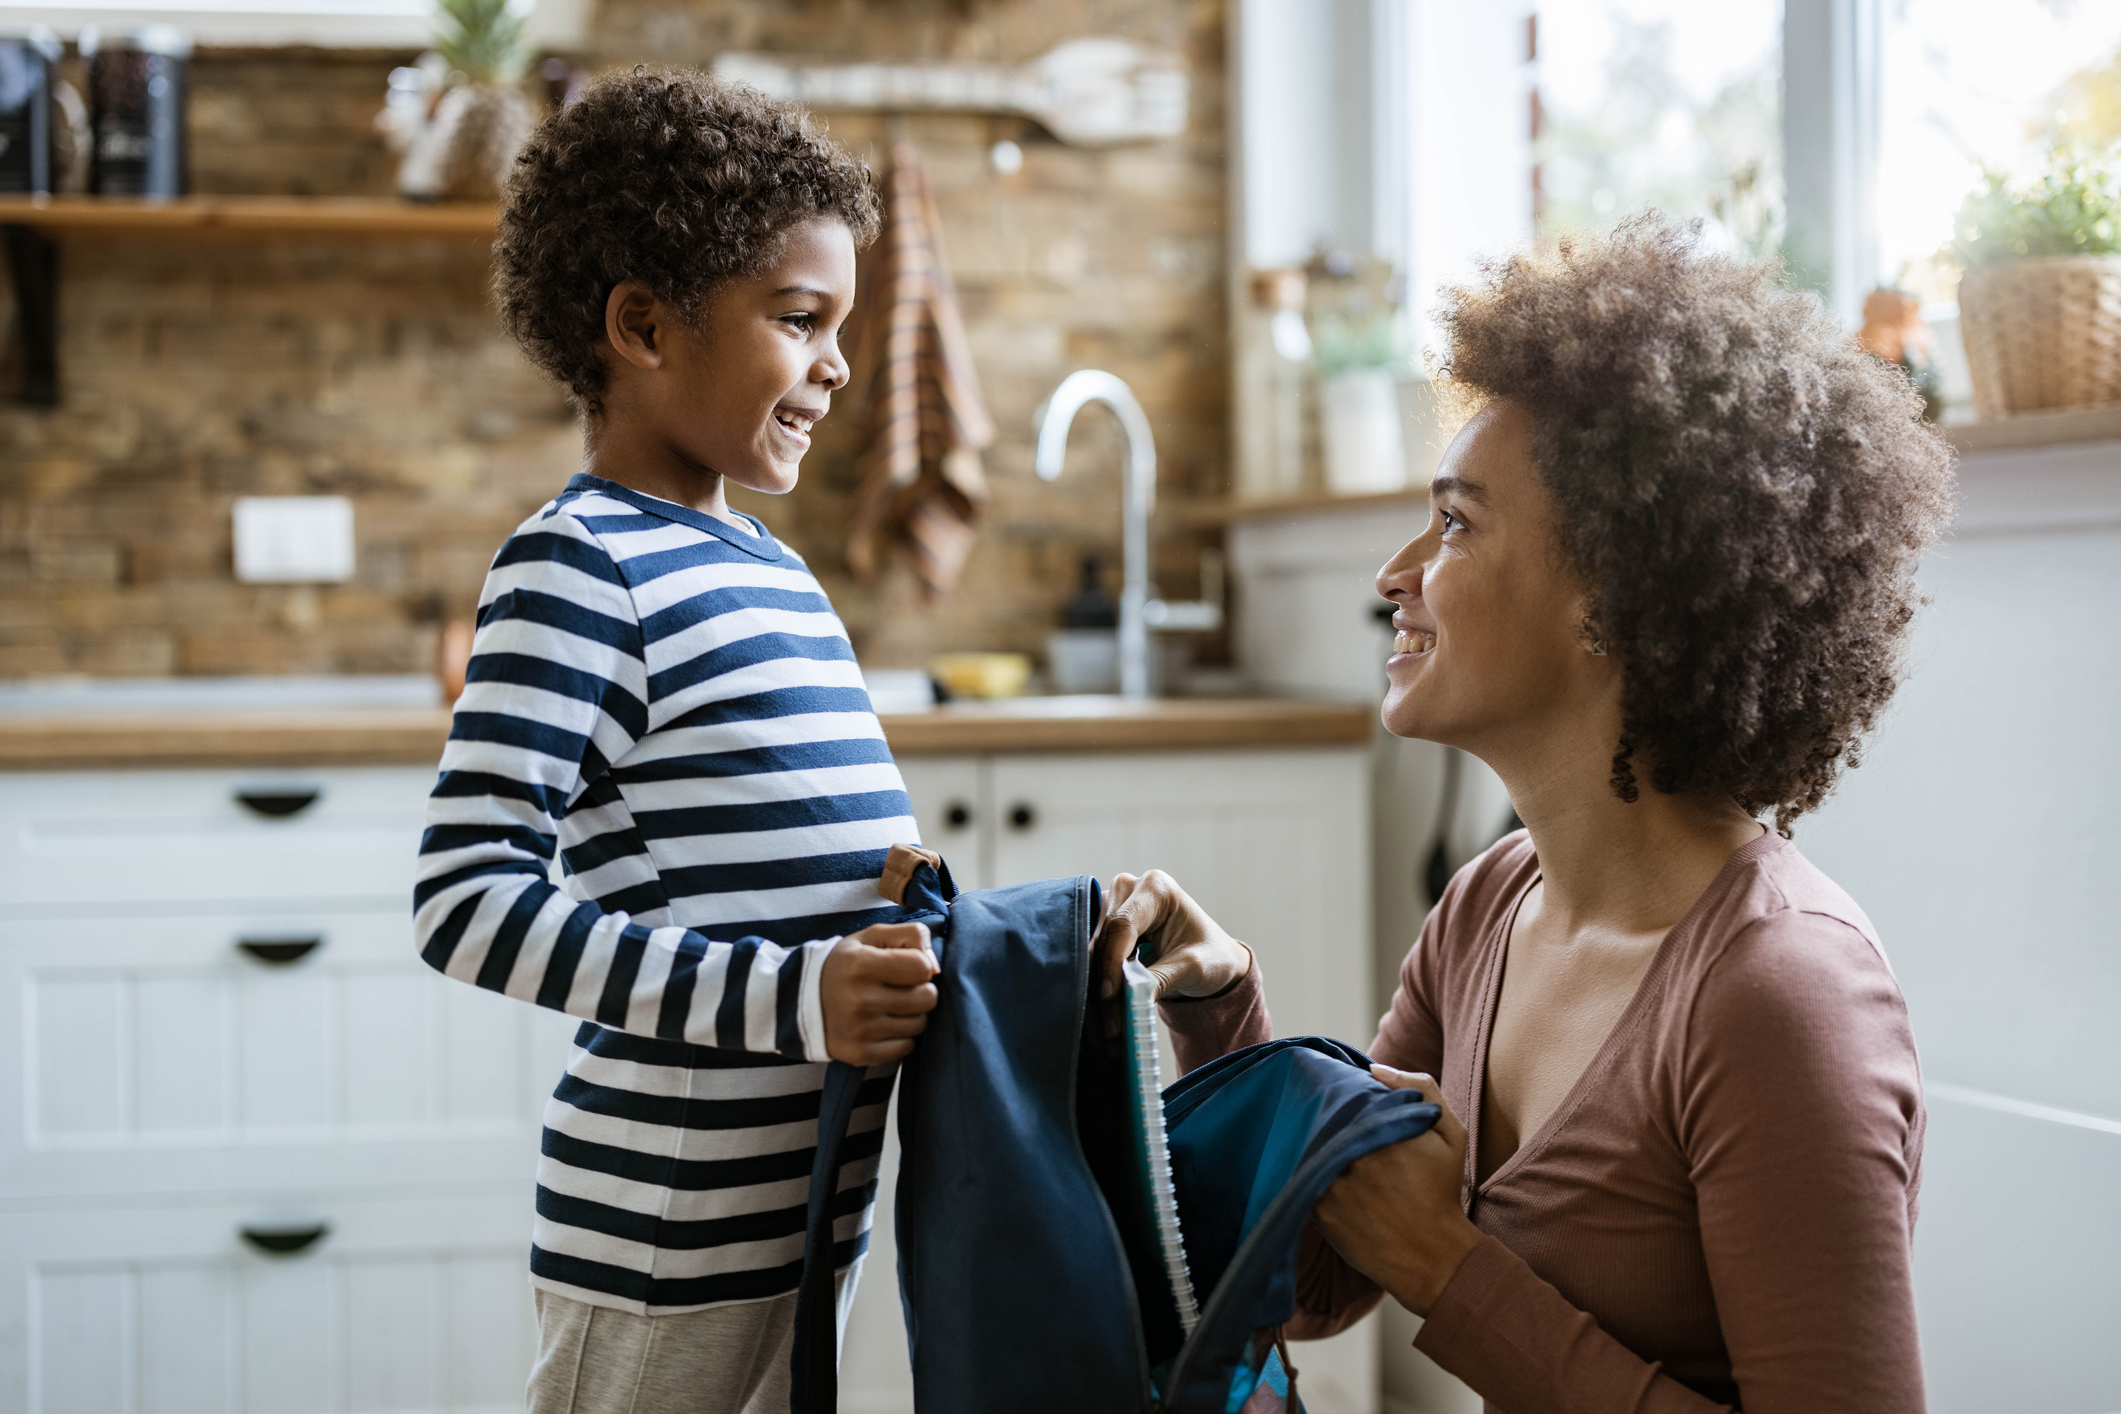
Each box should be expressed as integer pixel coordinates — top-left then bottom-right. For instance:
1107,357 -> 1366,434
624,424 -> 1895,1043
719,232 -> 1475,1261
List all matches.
1958,255 -> 2121,418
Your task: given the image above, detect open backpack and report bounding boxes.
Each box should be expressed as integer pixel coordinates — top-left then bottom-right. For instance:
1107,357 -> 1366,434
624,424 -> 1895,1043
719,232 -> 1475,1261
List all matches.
789,848 -> 1440,1414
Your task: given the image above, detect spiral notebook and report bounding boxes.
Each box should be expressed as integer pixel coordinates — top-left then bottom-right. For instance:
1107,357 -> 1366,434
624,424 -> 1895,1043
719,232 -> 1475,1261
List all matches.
1116,956 -> 1200,1336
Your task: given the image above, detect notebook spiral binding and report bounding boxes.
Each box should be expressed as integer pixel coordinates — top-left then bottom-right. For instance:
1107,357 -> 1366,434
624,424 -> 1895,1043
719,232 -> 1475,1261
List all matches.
1123,957 -> 1200,1335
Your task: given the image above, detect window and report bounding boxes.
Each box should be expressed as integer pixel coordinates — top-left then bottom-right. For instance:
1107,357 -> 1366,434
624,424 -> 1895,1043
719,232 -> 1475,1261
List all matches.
1879,0 -> 2121,300
1533,0 -> 1785,258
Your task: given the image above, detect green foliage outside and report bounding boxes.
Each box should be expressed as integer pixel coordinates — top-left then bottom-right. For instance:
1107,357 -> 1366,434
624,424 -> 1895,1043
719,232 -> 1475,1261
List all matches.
1536,13 -> 1783,261
1949,157 -> 2121,267
434,0 -> 529,84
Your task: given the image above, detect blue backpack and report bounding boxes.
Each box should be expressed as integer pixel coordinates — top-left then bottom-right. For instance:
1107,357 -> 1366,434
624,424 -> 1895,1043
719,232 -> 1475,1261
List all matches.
790,855 -> 1439,1413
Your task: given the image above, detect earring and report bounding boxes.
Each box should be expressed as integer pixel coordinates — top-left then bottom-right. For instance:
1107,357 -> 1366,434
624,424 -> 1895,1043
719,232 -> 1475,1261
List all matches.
1589,640 -> 1608,656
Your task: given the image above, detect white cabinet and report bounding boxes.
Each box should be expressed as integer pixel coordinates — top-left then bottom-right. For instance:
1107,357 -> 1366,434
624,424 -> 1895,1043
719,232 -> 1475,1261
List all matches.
6,745 -> 1381,1414
0,768 -> 435,911
0,766 -> 567,1414
986,749 -> 1373,1044
906,746 -> 1374,1043
0,1191 -> 536,1414
2,911 -> 571,1201
893,756 -> 987,890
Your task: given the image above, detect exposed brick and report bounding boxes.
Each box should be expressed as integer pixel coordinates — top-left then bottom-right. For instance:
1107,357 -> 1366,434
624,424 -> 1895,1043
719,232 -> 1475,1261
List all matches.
0,0 -> 1230,678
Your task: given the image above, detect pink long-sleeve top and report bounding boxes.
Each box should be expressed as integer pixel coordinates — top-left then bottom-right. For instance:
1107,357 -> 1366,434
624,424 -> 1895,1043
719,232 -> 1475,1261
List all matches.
1159,830 -> 1928,1414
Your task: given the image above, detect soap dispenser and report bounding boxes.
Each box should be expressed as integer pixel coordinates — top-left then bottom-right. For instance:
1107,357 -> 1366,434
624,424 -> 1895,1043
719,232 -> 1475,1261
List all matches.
1048,553 -> 1121,694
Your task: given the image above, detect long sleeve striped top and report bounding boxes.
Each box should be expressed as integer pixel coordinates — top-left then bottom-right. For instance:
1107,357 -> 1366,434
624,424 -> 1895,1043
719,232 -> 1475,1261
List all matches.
414,472 -> 920,1314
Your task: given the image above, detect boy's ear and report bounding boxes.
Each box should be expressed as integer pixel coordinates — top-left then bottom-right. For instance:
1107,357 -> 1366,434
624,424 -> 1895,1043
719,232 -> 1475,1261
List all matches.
604,281 -> 666,371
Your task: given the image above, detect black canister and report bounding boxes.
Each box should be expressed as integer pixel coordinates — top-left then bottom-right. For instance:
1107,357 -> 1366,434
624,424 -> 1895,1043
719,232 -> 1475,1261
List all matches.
83,24 -> 190,198
0,28 -> 59,194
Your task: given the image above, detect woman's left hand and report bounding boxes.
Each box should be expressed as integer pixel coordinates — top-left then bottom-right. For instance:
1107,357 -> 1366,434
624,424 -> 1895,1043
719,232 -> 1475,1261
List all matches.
1313,1064 -> 1488,1318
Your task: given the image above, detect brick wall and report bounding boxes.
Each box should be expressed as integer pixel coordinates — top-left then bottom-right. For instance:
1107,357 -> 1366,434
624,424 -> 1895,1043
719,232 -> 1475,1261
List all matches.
0,2 -> 1229,678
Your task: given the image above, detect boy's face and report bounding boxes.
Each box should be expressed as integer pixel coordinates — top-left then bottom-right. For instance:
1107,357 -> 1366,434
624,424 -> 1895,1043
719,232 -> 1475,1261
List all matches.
614,216 -> 858,497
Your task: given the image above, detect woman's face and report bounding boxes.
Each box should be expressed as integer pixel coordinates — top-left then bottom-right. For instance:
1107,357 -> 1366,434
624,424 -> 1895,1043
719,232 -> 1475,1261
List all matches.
1376,399 -> 1607,752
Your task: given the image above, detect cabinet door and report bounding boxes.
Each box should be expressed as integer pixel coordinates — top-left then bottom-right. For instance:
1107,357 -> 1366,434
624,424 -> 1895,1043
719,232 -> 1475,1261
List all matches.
892,755 -> 989,890
0,1190 -> 536,1414
989,748 -> 1372,1044
0,768 -> 433,913
1,910 -> 577,1201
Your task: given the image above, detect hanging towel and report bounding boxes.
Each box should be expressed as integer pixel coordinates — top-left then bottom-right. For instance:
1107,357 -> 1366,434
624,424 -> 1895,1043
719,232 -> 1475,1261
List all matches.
844,141 -> 996,595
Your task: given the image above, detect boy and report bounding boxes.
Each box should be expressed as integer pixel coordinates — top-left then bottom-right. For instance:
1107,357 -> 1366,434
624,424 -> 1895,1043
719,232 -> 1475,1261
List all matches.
414,70 -> 937,1413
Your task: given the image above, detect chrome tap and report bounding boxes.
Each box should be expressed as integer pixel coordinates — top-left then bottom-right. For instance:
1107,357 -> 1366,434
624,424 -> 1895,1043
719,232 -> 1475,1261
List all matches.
1035,370 -> 1221,698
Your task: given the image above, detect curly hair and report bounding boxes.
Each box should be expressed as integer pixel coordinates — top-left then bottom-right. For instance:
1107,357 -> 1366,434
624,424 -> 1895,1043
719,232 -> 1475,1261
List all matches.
493,68 -> 882,413
1436,218 -> 1956,833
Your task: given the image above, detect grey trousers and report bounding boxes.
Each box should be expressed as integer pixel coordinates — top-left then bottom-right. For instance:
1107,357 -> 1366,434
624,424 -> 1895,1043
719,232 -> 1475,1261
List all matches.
526,1265 -> 859,1414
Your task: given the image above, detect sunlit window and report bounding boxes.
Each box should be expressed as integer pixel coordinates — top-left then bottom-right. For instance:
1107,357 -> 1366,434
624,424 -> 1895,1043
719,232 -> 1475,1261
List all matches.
1880,0 -> 2121,299
1535,0 -> 1785,257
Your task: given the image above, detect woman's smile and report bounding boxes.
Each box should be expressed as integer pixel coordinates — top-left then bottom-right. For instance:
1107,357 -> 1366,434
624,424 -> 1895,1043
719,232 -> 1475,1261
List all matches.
1390,628 -> 1437,663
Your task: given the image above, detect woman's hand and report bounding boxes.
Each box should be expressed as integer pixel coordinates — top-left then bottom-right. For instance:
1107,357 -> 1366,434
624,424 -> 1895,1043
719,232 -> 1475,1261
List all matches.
1093,869 -> 1254,1002
1313,1064 -> 1487,1317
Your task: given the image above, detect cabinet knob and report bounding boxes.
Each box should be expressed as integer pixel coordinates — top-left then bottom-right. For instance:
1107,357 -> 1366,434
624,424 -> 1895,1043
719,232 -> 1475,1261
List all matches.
234,787 -> 321,819
236,936 -> 323,965
1008,803 -> 1036,831
944,802 -> 973,830
240,1222 -> 330,1256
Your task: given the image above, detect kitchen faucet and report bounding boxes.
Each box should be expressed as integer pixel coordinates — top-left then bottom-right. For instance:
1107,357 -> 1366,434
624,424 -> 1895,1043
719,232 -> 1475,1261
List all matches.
1034,369 -> 1220,698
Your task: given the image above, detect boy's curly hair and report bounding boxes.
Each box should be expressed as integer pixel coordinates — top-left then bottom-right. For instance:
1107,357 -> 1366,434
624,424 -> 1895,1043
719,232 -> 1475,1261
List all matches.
1436,218 -> 1956,833
493,68 -> 882,414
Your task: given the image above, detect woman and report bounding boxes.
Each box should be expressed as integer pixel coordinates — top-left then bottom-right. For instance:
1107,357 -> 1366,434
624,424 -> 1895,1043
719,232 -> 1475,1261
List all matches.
1097,222 -> 1954,1413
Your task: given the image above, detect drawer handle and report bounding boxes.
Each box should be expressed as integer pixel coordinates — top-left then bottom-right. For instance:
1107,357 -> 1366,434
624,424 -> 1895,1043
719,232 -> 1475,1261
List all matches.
235,788 -> 321,819
945,801 -> 973,830
236,936 -> 323,965
240,1222 -> 330,1256
1008,803 -> 1036,831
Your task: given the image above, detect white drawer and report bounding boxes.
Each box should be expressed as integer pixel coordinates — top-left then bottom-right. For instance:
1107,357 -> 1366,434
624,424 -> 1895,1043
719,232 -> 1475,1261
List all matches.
0,767 -> 435,913
0,1188 -> 537,1414
0,910 -> 577,1201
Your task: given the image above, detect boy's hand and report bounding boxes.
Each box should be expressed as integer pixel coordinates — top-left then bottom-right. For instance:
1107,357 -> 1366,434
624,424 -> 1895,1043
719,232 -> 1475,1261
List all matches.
820,922 -> 940,1066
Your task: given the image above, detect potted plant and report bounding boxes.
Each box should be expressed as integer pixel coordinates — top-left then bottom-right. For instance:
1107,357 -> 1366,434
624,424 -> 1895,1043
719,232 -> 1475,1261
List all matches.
380,0 -> 536,202
1950,154 -> 2121,418
1307,252 -> 1414,495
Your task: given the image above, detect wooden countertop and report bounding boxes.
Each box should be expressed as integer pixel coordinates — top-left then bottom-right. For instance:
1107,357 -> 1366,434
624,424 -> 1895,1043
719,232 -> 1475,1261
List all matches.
0,697 -> 1374,770
0,707 -> 457,770
879,696 -> 1374,754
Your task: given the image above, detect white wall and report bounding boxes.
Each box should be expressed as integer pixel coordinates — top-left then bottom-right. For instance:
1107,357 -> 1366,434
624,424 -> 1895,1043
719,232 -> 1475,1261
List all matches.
1796,437 -> 2121,1414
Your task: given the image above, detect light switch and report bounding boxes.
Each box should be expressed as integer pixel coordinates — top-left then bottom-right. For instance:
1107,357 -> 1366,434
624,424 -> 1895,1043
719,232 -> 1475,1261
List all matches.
232,496 -> 356,584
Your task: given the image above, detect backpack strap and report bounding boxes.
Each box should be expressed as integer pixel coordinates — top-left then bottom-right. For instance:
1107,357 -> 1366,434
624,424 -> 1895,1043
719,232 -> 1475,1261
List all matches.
789,847 -> 956,1414
790,1058 -> 869,1414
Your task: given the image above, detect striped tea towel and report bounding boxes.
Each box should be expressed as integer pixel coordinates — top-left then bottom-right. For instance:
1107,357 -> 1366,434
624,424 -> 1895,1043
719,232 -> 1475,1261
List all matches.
845,140 -> 996,595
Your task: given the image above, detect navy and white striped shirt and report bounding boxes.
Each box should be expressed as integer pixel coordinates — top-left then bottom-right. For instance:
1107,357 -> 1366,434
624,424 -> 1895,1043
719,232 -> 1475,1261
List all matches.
414,473 -> 919,1314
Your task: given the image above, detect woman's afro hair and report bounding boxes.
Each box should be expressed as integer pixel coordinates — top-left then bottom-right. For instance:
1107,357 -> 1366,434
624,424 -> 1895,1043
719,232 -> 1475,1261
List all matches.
492,67 -> 881,413
1436,218 -> 1957,833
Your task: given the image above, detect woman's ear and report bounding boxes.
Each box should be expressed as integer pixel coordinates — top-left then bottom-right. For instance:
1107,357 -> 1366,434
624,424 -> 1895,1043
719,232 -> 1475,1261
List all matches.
604,281 -> 665,371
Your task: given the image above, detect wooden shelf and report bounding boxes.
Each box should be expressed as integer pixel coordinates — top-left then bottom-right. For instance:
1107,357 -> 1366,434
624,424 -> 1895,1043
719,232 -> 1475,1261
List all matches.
1944,405 -> 2121,455
0,195 -> 496,239
1218,486 -> 1430,522
0,196 -> 497,405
